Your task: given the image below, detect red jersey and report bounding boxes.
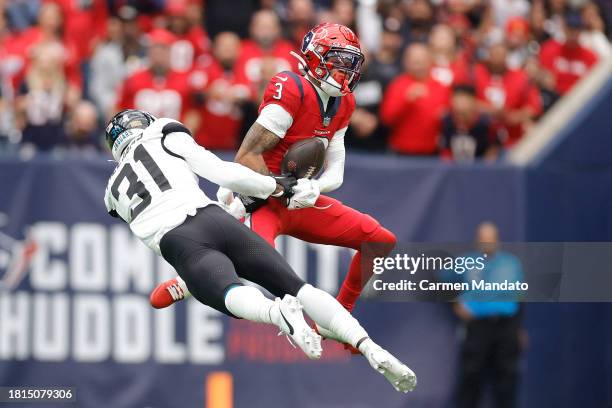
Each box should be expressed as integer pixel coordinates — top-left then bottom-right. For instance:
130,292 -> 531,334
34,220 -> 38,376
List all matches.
118,68 -> 192,120
169,27 -> 210,73
189,60 -> 252,150
258,72 -> 355,175
431,53 -> 471,87
539,39 -> 598,95
380,74 -> 450,155
49,0 -> 108,61
236,40 -> 298,86
474,65 -> 542,145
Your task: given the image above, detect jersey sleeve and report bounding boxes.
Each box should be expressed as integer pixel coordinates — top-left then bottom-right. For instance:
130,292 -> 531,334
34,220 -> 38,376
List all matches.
163,130 -> 277,199
258,73 -> 303,119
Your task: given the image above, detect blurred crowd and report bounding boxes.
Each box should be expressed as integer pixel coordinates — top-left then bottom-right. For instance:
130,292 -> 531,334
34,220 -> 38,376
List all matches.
0,0 -> 609,161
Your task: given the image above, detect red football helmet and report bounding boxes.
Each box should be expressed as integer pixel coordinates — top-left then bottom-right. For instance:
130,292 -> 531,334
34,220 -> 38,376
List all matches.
298,23 -> 364,96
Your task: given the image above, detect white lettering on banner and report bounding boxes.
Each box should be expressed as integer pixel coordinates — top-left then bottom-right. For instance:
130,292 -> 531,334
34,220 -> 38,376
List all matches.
113,295 -> 151,363
30,223 -> 67,290
0,222 -> 349,364
154,308 -> 186,363
73,294 -> 110,362
188,302 -> 224,364
110,226 -> 153,294
0,292 -> 30,360
32,293 -> 68,361
71,224 -> 107,291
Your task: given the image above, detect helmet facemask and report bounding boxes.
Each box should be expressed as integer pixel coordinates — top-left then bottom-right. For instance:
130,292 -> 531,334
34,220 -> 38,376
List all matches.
313,47 -> 364,97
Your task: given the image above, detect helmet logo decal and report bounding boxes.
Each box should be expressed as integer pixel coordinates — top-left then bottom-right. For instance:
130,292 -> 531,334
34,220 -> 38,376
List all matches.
301,30 -> 314,53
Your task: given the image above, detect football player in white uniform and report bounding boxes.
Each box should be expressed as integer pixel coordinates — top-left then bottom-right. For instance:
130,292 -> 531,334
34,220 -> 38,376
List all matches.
104,110 -> 416,391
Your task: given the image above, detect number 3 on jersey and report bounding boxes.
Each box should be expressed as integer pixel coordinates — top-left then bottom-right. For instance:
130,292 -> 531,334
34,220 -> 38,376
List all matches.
111,144 -> 171,220
273,82 -> 283,100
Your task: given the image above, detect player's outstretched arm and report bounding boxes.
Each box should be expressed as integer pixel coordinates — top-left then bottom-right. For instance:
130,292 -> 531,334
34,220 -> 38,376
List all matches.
164,131 -> 278,199
234,122 -> 281,175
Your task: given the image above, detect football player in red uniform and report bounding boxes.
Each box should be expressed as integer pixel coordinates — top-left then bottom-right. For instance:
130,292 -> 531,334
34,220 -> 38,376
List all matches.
150,23 -> 397,351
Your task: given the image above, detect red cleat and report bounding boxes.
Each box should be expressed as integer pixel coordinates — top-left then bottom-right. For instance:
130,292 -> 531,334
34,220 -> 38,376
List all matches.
150,277 -> 189,309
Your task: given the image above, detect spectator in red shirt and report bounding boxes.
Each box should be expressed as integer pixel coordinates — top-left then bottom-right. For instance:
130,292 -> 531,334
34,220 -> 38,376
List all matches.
474,42 -> 542,146
235,10 -> 296,88
49,0 -> 108,63
117,29 -> 197,127
17,3 -> 82,91
539,11 -> 598,95
429,24 -> 471,87
165,0 -> 210,73
380,43 -> 450,155
189,32 -> 252,150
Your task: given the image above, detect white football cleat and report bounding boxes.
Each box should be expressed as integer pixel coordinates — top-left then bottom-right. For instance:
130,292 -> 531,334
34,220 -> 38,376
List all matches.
362,342 -> 417,393
274,295 -> 322,360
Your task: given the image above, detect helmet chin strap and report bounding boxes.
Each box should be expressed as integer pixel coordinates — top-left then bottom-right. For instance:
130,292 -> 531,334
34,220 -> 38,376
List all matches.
319,76 -> 346,97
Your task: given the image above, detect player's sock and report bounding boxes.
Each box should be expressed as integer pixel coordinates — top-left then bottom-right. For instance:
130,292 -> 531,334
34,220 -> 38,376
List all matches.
336,252 -> 364,312
296,284 -> 368,348
224,285 -> 275,323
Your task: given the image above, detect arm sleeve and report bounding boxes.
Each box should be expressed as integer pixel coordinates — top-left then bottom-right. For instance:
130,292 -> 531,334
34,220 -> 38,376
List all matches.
255,104 -> 294,138
164,131 -> 277,199
317,127 -> 346,193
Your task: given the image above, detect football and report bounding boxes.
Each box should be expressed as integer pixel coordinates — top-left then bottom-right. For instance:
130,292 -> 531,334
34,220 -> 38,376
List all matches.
281,137 -> 327,179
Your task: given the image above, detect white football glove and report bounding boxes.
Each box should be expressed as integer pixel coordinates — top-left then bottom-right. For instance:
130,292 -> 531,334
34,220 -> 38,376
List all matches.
216,187 -> 246,219
287,179 -> 320,210
216,186 -> 234,206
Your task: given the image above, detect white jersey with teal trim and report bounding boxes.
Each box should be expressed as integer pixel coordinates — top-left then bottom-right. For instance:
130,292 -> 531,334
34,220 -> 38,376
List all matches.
104,118 -> 276,254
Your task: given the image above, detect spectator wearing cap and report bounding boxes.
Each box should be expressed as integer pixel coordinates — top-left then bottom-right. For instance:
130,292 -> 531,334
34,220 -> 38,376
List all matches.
540,10 -> 598,95
440,84 -> 500,162
188,32 -> 252,150
165,0 -> 210,73
474,42 -> 541,146
235,10 -> 296,89
381,43 -> 450,156
429,24 -> 471,87
116,29 -> 197,127
505,17 -> 534,69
